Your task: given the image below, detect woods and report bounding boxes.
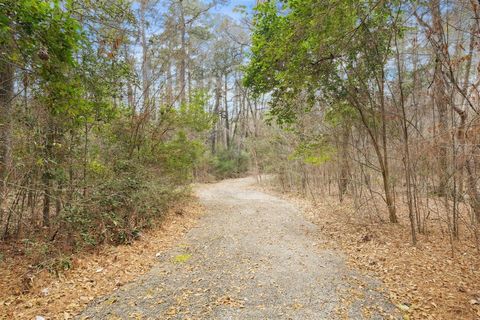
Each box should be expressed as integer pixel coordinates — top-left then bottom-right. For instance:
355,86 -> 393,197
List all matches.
0,0 -> 258,268
246,0 -> 480,250
3,0 -> 480,319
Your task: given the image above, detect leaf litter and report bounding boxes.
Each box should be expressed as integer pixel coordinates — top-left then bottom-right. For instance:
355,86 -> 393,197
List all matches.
260,185 -> 480,320
0,197 -> 204,320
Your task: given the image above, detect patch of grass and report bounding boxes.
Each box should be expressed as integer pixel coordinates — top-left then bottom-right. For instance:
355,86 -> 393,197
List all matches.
172,253 -> 191,263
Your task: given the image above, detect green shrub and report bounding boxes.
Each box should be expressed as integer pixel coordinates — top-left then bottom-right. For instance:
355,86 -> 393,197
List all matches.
212,149 -> 250,179
60,158 -> 187,248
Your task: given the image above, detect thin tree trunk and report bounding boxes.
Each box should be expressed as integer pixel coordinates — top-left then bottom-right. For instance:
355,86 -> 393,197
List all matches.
432,0 -> 450,196
166,62 -> 173,107
224,73 -> 230,149
42,123 -> 54,228
211,74 -> 222,154
0,42 -> 14,214
178,0 -> 187,105
395,35 -> 417,244
338,125 -> 350,202
140,0 -> 151,116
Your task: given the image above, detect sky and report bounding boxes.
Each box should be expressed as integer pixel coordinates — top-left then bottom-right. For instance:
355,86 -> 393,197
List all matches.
213,0 -> 256,20
133,0 -> 257,19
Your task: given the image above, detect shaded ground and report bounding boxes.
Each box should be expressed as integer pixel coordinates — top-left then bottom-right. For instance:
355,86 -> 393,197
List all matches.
78,177 -> 399,319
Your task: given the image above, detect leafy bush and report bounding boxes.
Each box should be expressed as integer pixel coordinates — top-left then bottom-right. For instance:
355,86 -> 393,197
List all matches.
59,142 -> 195,249
49,93 -> 212,252
212,149 -> 250,179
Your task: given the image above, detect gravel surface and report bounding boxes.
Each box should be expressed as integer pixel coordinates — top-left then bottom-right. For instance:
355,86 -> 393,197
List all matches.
78,177 -> 399,319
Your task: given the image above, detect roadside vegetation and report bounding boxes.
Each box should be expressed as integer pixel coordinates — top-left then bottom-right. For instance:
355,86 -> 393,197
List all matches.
3,0 -> 480,319
0,0 -> 255,288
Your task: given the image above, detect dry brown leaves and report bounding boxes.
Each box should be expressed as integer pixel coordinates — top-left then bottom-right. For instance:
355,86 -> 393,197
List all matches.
0,197 -> 204,320
271,189 -> 480,320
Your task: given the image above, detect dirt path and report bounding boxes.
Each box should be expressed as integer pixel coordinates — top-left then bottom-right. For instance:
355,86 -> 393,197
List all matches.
78,177 -> 399,319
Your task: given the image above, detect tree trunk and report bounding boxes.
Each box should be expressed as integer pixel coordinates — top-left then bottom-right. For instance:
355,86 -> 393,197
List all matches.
354,96 -> 398,223
211,74 -> 222,154
395,36 -> 417,243
466,157 -> 480,223
166,62 -> 174,107
42,123 -> 55,228
431,0 -> 450,196
224,73 -> 230,149
338,125 -> 350,202
140,0 -> 151,116
0,42 -> 14,213
379,68 -> 398,223
178,0 -> 187,105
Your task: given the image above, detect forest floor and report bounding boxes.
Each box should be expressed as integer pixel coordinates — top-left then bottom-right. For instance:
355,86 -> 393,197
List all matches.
0,197 -> 204,320
77,177 -> 399,319
3,177 -> 476,319
258,180 -> 480,320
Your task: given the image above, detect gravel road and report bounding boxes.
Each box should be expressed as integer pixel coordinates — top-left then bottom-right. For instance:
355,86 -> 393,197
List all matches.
78,177 -> 399,319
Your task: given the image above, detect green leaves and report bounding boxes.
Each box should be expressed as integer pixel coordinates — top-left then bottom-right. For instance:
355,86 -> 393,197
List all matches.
290,138 -> 336,166
243,0 -> 285,95
245,0 -> 402,126
178,91 -> 214,132
324,101 -> 357,127
1,0 -> 82,64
